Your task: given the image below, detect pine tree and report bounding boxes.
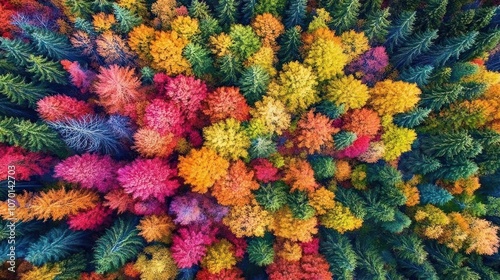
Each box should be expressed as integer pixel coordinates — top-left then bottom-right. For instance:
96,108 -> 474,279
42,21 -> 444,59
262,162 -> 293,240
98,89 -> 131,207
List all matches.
462,29 -> 500,61
284,0 -> 307,29
49,114 -> 123,156
248,235 -> 275,266
397,259 -> 439,280
417,184 -> 453,205
420,0 -> 448,30
26,55 -> 68,85
360,0 -> 382,17
381,210 -> 412,233
363,8 -> 391,44
425,241 -> 481,280
308,155 -> 335,181
468,255 -> 500,280
420,132 -> 475,159
0,38 -> 33,67
277,27 -> 302,65
0,74 -> 48,107
287,190 -> 315,219
93,218 -> 144,274
189,0 -> 212,20
25,226 -> 88,266
450,62 -> 478,82
399,65 -> 434,87
355,240 -> 387,279
389,234 -> 428,264
429,159 -> 479,181
216,0 -> 238,29
328,0 -> 361,34
0,116 -> 65,154
112,3 -> 142,34
238,65 -> 270,105
92,0 -> 113,12
241,0 -> 257,25
334,187 -> 367,219
74,17 -> 97,35
391,30 -> 438,69
394,107 -> 432,128
65,0 -> 93,19
183,43 -> 214,78
334,131 -> 357,150
313,101 -> 345,120
319,228 -> 357,280
216,54 -> 242,85
254,181 -> 288,212
419,31 -> 478,67
385,11 -> 416,53
28,27 -> 80,61
419,83 -> 463,111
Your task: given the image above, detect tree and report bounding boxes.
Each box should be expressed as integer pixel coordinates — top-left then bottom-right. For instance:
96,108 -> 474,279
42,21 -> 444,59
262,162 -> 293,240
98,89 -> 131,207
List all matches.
399,65 -> 434,87
419,31 -> 478,67
319,228 -> 357,280
283,0 -> 307,29
417,184 -> 453,206
369,80 -> 421,116
248,235 -> 275,266
277,27 -> 302,65
363,8 -> 391,44
393,107 -> 432,128
93,218 -> 144,273
65,0 -> 93,19
389,234 -> 428,265
183,43 -> 214,78
216,0 -> 237,29
26,55 -> 68,84
420,0 -> 448,30
27,27 -> 80,61
419,83 -> 463,111
238,65 -> 270,105
328,0 -> 361,34
0,74 -> 48,107
254,181 -> 289,212
0,38 -> 33,66
241,0 -> 257,25
391,30 -> 438,69
385,11 -> 416,53
419,131 -> 475,159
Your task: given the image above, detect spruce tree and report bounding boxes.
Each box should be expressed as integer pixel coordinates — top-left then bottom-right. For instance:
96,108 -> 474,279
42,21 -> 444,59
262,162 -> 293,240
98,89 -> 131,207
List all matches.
419,31 -> 478,67
254,181 -> 288,212
393,107 -> 432,128
189,0 -> 212,20
462,28 -> 500,61
247,235 -> 275,266
216,0 -> 238,29
0,74 -> 48,107
391,30 -> 438,69
65,0 -> 93,19
320,228 -> 357,280
216,54 -> 242,85
277,27 -> 302,65
112,3 -> 142,34
385,11 -> 416,53
420,0 -> 448,30
287,191 -> 315,219
183,43 -> 214,78
399,65 -> 434,87
417,184 -> 453,205
354,240 -> 387,279
334,131 -> 357,150
241,0 -> 257,25
238,65 -> 270,105
26,55 -> 68,85
328,0 -> 361,34
419,83 -> 463,111
420,132 -> 475,159
284,0 -> 307,29
0,38 -> 33,67
28,27 -> 80,61
363,8 -> 391,44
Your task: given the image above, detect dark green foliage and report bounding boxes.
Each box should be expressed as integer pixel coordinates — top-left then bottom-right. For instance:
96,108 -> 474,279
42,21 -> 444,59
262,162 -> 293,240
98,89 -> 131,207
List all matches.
140,66 -> 155,84
0,96 -> 36,119
0,73 -> 48,107
28,28 -> 80,61
420,132 -> 475,159
216,0 -> 238,29
25,226 -> 88,266
335,187 -> 367,219
360,0 -> 382,16
394,107 -> 432,128
334,131 -> 357,150
354,240 -> 387,280
376,183 -> 407,207
66,0 -> 93,19
417,184 -> 453,206
74,18 -> 97,35
425,241 -> 481,280
429,159 -> 479,181
419,31 -> 478,67
364,198 -> 395,223
328,0 -> 361,34
385,11 -> 416,52
421,0 -> 448,30
0,38 -> 33,66
189,0 -> 212,19
92,0 -> 113,12
471,129 -> 500,147
399,151 -> 442,175
183,43 -> 214,78
462,27 -> 500,61
199,17 -> 222,40
398,259 -> 439,280
468,255 -> 500,280
112,3 -> 141,33
93,218 -> 144,274
238,65 -> 270,105
241,0 -> 257,25
314,101 -> 345,120
255,0 -> 286,17
278,27 -> 302,65
284,0 -> 307,29
249,136 -> 277,159
458,81 -> 487,100
308,155 -> 335,181
391,30 -> 438,69
248,235 -> 275,266
254,181 -> 288,212
389,234 -> 427,264
217,54 -> 242,85
398,65 -> 434,87
381,210 -> 411,233
444,9 -> 476,38
27,55 -> 68,85
320,228 -> 357,280
420,83 -> 463,111
476,143 -> 500,175
367,164 -> 402,187
450,62 -> 479,82
287,190 -> 315,219
0,116 -> 65,154
363,8 -> 391,44
54,253 -> 87,280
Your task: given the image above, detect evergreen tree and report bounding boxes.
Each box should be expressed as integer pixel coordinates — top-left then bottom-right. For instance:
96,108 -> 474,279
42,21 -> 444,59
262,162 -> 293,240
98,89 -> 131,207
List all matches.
335,187 -> 367,219
381,210 -> 412,233
334,131 -> 357,150
254,181 -> 288,212
278,27 -> 302,65
420,132 -> 475,159
26,55 -> 68,85
328,0 -> 361,34
93,218 -> 144,274
283,0 -> 307,29
0,38 -> 33,67
360,0 -> 382,17
399,65 -> 434,87
468,255 -> 500,280
419,83 -> 463,111
462,28 -> 500,61
419,31 -> 478,67
0,74 -> 48,107
247,235 -> 275,266
385,11 -> 416,53
112,3 -> 142,34
397,259 -> 439,280
308,155 -> 335,181
216,0 -> 238,29
25,226 -> 88,266
287,190 -> 315,219
389,234 -> 428,264
65,0 -> 93,19
420,0 -> 448,30
417,184 -> 453,206
183,43 -> 214,78
92,0 -> 113,12
0,116 -> 65,154
391,30 -> 438,69
355,240 -> 387,280
241,0 -> 257,25
189,0 -> 212,20
313,101 -> 345,120
0,96 -> 35,119
450,62 -> 478,82
216,54 -> 242,85
238,65 -> 270,105
320,228 -> 357,280
74,18 -> 97,35
425,241 -> 481,280
28,28 -> 81,61
394,107 -> 432,128
363,8 -> 391,44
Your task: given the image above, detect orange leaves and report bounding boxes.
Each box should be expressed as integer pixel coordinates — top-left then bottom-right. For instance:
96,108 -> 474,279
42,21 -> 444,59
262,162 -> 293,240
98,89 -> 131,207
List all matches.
212,160 -> 259,206
137,214 -> 176,243
178,147 -> 230,193
202,87 -> 251,123
150,31 -> 191,75
342,108 -> 381,138
283,159 -> 318,193
270,207 -> 318,242
223,204 -> 271,238
295,110 -> 338,153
